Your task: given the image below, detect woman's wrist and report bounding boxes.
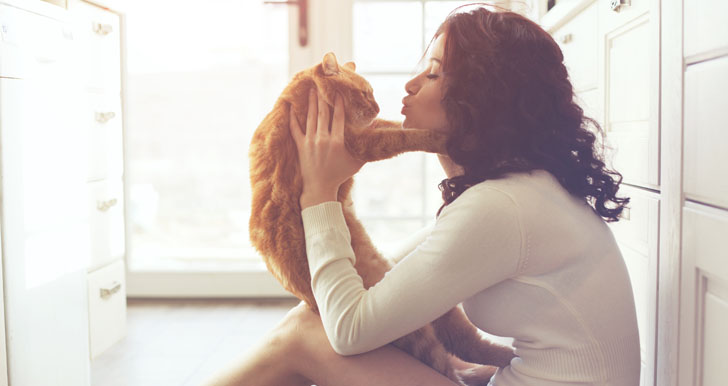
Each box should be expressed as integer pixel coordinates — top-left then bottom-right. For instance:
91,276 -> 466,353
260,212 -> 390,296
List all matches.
300,188 -> 338,210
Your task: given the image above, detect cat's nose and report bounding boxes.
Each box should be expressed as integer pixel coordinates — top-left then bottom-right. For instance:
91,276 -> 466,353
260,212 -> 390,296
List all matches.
373,102 -> 380,114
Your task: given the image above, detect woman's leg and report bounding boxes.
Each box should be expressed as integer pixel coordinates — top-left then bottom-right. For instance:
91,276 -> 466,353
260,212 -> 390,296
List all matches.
202,302 -> 312,386
204,302 -> 466,386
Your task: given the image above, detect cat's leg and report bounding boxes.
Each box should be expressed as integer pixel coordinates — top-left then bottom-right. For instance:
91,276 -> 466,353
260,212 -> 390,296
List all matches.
431,307 -> 516,368
367,118 -> 402,129
390,326 -> 465,386
345,126 -> 449,162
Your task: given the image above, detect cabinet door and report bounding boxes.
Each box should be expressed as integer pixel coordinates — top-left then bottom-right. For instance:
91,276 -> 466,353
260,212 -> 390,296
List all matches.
553,2 -> 598,92
680,203 -> 728,386
683,46 -> 728,210
608,185 -> 659,386
684,0 -> 728,60
599,0 -> 659,189
1,75 -> 91,385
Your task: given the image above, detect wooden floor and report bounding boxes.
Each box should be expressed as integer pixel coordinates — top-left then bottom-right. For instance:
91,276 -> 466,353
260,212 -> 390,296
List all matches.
91,298 -> 300,386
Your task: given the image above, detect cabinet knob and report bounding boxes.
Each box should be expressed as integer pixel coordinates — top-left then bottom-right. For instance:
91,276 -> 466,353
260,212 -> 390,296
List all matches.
610,0 -> 631,12
560,33 -> 573,44
97,198 -> 118,212
100,281 -> 121,299
95,111 -> 116,123
93,23 -> 113,35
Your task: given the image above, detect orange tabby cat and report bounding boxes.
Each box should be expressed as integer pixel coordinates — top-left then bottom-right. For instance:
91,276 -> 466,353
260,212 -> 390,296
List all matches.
249,52 -> 514,385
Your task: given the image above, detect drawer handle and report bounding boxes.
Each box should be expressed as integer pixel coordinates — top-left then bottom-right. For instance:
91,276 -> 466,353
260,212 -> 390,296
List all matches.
620,206 -> 631,221
93,23 -> 113,35
95,111 -> 116,123
97,198 -> 118,212
560,33 -> 573,44
100,281 -> 121,299
610,0 -> 631,12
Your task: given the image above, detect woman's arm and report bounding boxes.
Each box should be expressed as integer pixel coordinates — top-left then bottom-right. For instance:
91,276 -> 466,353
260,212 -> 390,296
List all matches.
302,185 -> 524,355
386,223 -> 435,265
288,88 -> 524,355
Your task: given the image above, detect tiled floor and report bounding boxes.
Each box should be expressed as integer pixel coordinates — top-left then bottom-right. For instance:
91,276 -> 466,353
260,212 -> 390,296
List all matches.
91,298 -> 300,386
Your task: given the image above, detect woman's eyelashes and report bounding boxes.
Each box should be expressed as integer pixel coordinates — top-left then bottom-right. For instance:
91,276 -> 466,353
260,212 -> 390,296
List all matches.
426,74 -> 439,79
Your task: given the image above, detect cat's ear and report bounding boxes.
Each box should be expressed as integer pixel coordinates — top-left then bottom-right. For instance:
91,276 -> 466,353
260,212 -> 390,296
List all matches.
343,61 -> 356,72
322,52 -> 339,76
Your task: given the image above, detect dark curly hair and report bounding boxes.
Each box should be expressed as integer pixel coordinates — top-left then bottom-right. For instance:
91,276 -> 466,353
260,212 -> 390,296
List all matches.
431,4 -> 629,222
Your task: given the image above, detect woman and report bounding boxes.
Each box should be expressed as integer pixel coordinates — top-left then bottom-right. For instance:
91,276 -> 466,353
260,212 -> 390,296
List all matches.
208,5 -> 640,386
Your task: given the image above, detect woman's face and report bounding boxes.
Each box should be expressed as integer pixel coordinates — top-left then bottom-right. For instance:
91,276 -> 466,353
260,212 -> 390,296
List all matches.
401,33 -> 449,132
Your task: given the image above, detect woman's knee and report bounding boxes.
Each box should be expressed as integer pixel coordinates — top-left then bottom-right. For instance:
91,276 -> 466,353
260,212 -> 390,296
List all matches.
268,301 -> 329,357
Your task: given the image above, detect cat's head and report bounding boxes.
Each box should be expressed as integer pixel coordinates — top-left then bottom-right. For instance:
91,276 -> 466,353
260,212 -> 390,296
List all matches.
311,52 -> 379,129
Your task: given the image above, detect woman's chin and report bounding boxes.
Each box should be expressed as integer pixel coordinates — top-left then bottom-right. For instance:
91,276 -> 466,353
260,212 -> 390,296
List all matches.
402,117 -> 415,129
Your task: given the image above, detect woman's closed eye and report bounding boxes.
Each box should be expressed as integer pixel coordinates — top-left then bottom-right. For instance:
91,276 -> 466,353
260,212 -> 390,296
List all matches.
426,74 -> 439,79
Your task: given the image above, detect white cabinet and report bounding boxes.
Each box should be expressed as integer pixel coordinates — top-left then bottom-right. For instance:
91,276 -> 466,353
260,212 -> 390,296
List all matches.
68,0 -> 128,361
539,1 -> 661,385
0,3 -> 91,384
0,0 -> 127,382
676,1 -> 728,383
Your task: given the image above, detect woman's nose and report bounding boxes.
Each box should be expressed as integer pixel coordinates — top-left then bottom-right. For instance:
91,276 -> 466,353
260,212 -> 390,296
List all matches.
405,76 -> 419,95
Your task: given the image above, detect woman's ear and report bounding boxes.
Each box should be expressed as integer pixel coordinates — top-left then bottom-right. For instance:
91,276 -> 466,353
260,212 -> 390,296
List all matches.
343,61 -> 356,72
322,52 -> 339,76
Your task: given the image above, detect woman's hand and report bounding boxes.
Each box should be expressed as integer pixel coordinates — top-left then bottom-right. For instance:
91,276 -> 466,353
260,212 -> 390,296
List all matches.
289,88 -> 366,210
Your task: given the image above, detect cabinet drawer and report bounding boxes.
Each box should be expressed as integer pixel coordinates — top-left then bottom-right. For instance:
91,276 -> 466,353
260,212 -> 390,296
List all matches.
684,0 -> 728,59
88,258 -> 127,360
0,4 -> 76,80
72,1 -> 120,93
608,185 -> 659,359
88,179 -> 125,271
684,56 -> 728,209
603,13 -> 658,188
599,0 -> 649,34
85,93 -> 123,182
553,2 -> 598,92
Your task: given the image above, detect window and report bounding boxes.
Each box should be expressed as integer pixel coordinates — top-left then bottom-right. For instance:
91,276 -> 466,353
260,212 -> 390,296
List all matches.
351,1 -> 475,255
124,0 -> 288,271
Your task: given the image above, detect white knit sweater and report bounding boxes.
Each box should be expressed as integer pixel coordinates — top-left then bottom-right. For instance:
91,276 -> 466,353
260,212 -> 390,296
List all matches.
301,169 -> 641,385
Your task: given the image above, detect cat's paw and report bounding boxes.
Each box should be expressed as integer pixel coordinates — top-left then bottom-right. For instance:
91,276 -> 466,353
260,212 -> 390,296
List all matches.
456,365 -> 498,386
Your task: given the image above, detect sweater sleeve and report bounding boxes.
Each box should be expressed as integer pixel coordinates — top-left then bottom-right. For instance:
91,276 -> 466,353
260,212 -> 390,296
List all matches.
301,186 -> 525,355
386,223 -> 435,265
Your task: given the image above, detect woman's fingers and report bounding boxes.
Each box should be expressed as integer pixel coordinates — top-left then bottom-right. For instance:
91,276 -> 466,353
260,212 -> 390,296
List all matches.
316,92 -> 330,138
306,88 -> 317,138
289,105 -> 304,146
332,93 -> 345,141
